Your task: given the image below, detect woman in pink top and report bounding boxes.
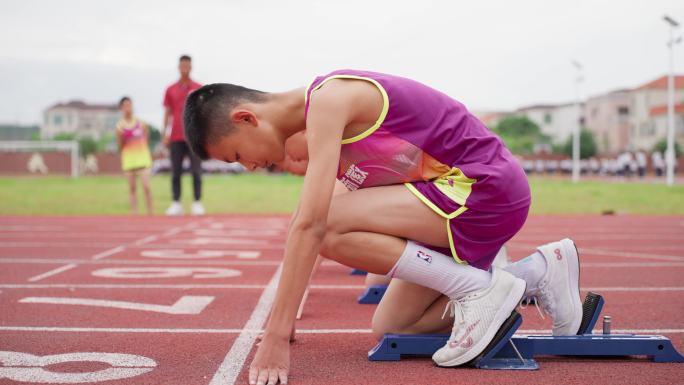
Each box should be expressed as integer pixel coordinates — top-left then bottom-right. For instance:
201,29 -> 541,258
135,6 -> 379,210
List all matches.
183,70 -> 582,384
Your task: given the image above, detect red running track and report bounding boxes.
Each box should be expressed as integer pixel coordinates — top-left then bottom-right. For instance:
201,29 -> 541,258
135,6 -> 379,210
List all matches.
0,215 -> 682,385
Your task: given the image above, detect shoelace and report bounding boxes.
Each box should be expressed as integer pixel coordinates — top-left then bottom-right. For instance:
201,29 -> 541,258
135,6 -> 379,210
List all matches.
520,290 -> 554,320
441,298 -> 467,335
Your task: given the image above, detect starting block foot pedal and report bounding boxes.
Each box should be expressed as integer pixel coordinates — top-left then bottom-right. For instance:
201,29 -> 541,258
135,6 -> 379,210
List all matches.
357,284 -> 388,304
350,269 -> 368,276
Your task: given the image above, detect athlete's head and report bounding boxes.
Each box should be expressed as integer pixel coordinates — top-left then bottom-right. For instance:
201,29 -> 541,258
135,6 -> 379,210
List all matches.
119,96 -> 132,116
178,55 -> 192,78
184,83 -> 285,170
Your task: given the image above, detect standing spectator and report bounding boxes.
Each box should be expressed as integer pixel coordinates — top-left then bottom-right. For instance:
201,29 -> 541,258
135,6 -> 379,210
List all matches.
163,55 -> 204,215
635,150 -> 647,178
116,97 -> 153,215
652,151 -> 665,177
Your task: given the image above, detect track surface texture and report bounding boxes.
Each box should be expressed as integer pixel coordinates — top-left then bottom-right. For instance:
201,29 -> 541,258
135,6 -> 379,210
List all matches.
0,215 -> 682,385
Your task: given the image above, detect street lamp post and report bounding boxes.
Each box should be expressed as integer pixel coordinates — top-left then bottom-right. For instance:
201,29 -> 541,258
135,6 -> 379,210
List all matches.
571,60 -> 583,183
663,15 -> 680,186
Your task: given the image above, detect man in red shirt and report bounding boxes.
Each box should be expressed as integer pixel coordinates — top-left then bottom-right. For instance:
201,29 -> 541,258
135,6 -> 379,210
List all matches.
162,55 -> 204,215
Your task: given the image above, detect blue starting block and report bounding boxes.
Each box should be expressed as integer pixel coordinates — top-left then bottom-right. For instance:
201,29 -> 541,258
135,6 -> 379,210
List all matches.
368,292 -> 684,369
357,284 -> 388,304
350,269 -> 368,276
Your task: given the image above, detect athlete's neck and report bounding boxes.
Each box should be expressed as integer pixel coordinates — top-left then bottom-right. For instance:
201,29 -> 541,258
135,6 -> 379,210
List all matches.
260,88 -> 306,141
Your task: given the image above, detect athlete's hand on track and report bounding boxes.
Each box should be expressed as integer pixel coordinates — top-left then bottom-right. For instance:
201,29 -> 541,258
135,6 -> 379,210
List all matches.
249,335 -> 290,385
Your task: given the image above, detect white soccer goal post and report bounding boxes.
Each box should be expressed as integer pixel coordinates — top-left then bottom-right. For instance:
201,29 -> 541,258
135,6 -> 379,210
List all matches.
0,141 -> 80,178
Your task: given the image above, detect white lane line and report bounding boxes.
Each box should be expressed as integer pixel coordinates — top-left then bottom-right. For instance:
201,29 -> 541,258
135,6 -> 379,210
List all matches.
1,284 -> 683,292
0,326 -> 682,334
0,258 -> 282,266
509,244 -> 684,262
92,246 -> 126,261
133,235 -> 158,245
0,284 -> 270,289
209,264 -> 282,385
26,264 -> 77,282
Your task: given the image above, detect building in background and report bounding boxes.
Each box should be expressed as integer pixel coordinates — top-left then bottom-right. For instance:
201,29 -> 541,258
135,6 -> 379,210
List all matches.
471,110 -> 513,130
515,103 -> 583,145
629,75 -> 684,151
584,89 -> 631,154
42,100 -> 119,139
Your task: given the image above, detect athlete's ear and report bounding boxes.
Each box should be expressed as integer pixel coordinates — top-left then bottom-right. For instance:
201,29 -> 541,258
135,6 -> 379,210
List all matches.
231,110 -> 258,127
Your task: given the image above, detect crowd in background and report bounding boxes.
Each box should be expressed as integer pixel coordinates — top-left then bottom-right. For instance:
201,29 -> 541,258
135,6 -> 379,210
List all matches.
520,150 -> 674,178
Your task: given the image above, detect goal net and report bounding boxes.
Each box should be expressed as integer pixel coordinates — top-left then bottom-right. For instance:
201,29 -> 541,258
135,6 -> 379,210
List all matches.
0,141 -> 80,178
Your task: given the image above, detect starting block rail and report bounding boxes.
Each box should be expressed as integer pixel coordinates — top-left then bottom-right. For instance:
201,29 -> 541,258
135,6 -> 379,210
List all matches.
368,292 -> 684,369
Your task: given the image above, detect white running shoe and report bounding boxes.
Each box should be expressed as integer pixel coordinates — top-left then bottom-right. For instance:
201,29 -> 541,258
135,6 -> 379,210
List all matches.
165,201 -> 184,216
432,268 -> 526,367
191,201 -> 205,216
534,238 -> 582,336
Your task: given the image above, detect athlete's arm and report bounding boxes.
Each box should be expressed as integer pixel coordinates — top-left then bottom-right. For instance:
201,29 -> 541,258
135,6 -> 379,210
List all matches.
249,84 -> 352,385
162,107 -> 171,147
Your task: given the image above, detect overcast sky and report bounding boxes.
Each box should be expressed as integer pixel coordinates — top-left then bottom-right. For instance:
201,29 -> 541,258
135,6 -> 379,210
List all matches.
1,0 -> 683,127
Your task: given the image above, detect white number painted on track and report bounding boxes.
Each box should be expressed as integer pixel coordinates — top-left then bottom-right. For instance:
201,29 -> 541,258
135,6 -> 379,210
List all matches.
171,238 -> 268,246
140,249 -> 260,259
19,295 -> 214,314
0,351 -> 156,383
193,229 -> 283,237
91,267 -> 242,279
208,222 -> 286,230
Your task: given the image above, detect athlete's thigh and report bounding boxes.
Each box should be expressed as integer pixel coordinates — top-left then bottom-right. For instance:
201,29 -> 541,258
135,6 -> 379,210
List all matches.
327,184 -> 448,248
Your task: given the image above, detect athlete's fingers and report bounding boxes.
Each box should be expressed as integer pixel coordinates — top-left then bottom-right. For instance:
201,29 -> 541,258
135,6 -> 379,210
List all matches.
279,369 -> 288,384
248,366 -> 257,385
256,369 -> 269,385
267,369 -> 278,385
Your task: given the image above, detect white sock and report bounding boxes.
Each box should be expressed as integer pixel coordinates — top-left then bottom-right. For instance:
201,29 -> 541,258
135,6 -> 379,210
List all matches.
388,240 -> 492,299
503,251 -> 547,295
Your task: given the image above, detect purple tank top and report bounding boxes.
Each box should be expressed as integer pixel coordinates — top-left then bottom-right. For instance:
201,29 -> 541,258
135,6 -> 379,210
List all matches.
304,69 -> 530,212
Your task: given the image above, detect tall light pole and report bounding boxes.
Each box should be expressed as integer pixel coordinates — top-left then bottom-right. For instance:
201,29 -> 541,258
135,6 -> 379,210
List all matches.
663,15 -> 680,186
571,60 -> 584,183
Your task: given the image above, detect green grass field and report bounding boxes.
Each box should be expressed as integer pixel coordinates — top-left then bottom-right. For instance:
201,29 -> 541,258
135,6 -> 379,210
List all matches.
0,174 -> 682,215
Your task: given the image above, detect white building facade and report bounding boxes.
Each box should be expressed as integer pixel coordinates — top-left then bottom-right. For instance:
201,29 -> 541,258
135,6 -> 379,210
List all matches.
629,75 -> 684,151
584,90 -> 631,154
42,101 -> 119,140
516,103 -> 583,145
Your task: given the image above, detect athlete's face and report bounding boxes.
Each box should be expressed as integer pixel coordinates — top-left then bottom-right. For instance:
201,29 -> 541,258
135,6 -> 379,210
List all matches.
205,112 -> 285,171
119,100 -> 133,116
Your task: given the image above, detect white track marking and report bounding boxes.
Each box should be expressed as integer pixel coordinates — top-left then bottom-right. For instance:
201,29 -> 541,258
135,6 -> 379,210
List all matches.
0,326 -> 682,334
509,243 -> 684,262
92,246 -> 126,261
27,264 -> 77,282
0,284 -> 270,289
0,258 -> 281,266
140,249 -> 261,259
209,264 -> 282,385
19,295 -> 214,314
0,351 -> 156,383
133,235 -> 158,245
2,284 -> 684,291
91,267 -> 242,279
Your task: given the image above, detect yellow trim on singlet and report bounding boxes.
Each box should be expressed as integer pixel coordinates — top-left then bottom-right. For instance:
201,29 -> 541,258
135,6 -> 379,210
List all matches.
305,74 -> 389,145
403,167 -> 476,265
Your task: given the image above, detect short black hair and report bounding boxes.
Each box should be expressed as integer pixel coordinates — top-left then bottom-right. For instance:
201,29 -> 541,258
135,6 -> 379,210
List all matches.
179,55 -> 192,62
119,96 -> 131,107
184,83 -> 266,160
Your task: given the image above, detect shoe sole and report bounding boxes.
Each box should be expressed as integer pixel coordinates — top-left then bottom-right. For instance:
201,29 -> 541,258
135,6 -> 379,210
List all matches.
434,277 -> 526,367
559,238 -> 582,335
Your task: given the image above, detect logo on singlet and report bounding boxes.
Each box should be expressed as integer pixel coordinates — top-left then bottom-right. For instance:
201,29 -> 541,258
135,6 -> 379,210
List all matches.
340,164 -> 369,191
